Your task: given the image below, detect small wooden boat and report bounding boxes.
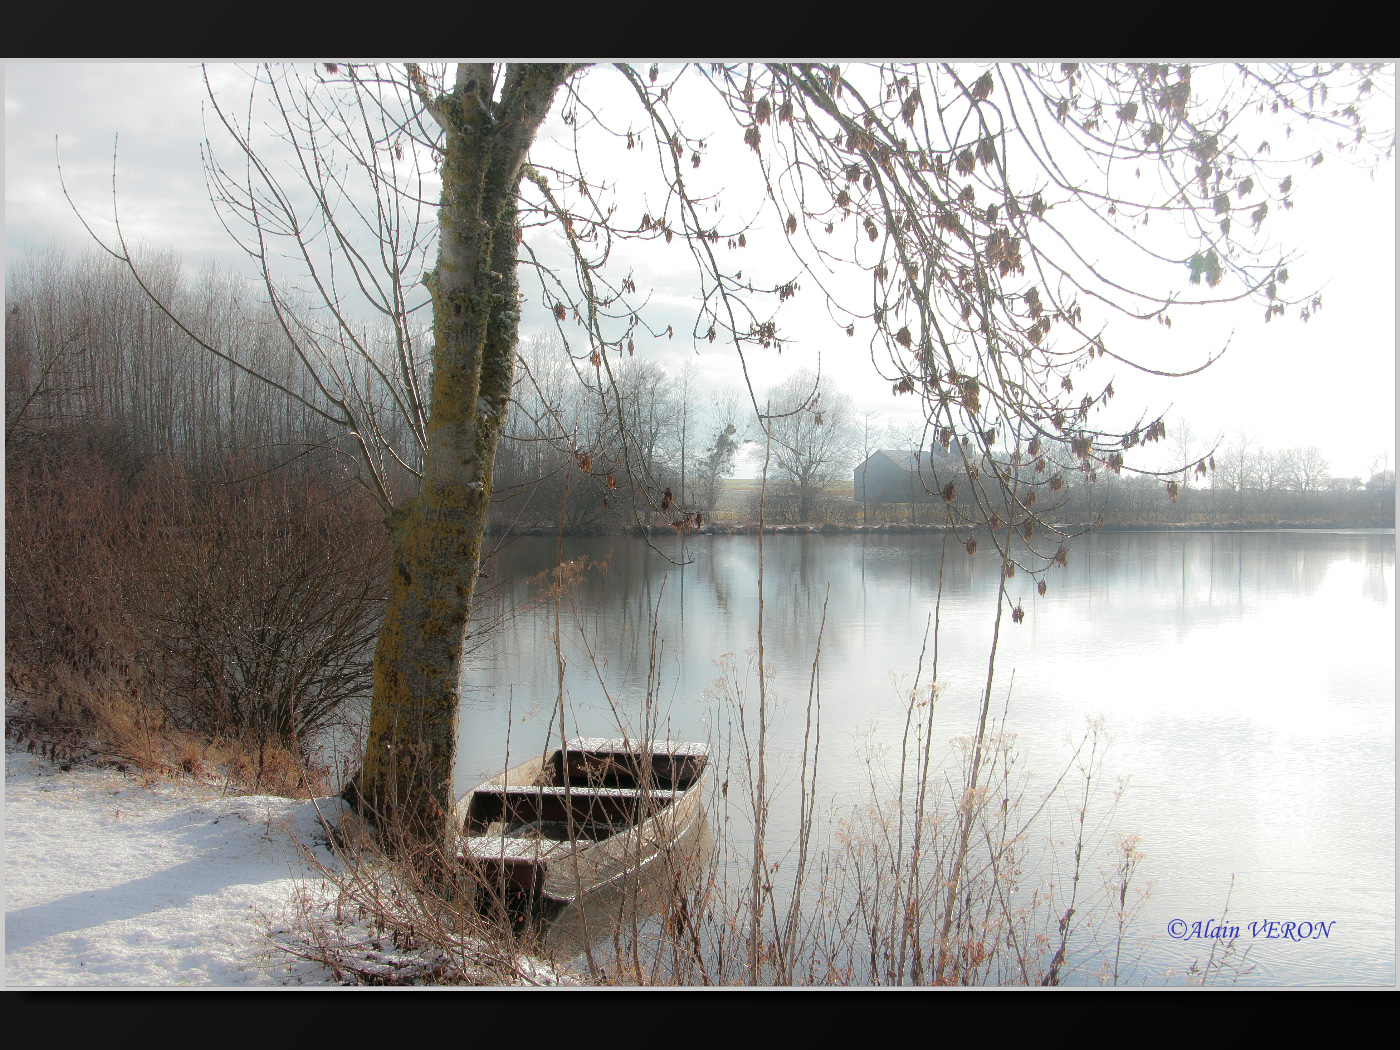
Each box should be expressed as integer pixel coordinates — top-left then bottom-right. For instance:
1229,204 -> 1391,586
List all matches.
454,737 -> 710,930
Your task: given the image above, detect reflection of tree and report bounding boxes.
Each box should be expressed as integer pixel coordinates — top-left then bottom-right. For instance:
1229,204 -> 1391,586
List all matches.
1361,537 -> 1394,606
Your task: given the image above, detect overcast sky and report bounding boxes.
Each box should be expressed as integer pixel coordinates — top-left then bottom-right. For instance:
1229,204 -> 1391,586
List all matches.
5,62 -> 1395,479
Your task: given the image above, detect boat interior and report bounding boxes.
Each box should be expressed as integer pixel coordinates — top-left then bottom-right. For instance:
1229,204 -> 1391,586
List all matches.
460,743 -> 708,843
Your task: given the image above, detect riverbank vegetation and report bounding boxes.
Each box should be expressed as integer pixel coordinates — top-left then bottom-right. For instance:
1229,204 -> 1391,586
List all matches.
5,248 -> 387,793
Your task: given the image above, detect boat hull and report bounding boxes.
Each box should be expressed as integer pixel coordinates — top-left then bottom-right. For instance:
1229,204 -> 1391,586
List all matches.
454,739 -> 710,937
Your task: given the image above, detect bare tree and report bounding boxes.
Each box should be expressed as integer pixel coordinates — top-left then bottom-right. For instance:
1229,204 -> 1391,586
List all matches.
1255,448 -> 1291,512
1222,429 -> 1256,516
1288,445 -> 1330,493
689,385 -> 746,515
6,245 -> 333,468
693,425 -> 740,516
1366,451 -> 1395,519
764,369 -> 860,523
68,61 -> 1392,855
857,408 -> 884,523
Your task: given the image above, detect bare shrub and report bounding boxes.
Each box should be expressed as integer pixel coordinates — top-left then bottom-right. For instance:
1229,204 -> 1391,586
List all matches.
148,454 -> 389,756
5,433 -> 158,716
5,434 -> 384,793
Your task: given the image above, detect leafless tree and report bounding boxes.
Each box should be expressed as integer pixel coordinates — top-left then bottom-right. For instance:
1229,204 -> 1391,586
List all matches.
763,369 -> 860,522
1221,430 -> 1256,515
6,246 -> 334,468
1254,448 -> 1291,510
1287,444 -> 1330,493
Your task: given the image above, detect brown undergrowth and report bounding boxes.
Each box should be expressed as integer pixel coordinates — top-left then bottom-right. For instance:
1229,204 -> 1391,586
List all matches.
4,431 -> 383,797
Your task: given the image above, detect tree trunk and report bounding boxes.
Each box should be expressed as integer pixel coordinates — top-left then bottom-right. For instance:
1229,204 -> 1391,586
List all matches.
346,64 -> 573,859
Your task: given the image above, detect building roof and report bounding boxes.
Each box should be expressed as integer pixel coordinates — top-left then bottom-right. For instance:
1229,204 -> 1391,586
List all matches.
862,448 -> 962,473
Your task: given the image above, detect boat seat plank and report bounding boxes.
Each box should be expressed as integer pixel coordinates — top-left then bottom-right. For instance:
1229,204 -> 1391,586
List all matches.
461,784 -> 680,835
549,745 -> 708,791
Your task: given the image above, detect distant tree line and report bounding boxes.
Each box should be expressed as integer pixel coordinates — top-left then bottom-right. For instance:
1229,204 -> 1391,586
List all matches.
491,341 -> 748,532
1047,436 -> 1395,525
8,245 -> 1386,540
494,351 -> 870,530
858,441 -> 1394,527
4,244 -> 877,538
6,245 -> 350,477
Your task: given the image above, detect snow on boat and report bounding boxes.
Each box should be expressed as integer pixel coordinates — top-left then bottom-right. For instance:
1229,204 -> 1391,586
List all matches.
453,738 -> 710,930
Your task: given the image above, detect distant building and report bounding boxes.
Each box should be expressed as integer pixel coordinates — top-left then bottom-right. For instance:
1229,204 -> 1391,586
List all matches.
854,448 -> 965,504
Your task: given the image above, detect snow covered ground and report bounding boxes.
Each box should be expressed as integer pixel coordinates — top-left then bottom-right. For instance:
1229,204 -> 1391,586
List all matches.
4,743 -> 357,987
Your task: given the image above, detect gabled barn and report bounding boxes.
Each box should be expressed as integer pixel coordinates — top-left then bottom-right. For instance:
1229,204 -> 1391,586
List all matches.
854,448 -> 965,504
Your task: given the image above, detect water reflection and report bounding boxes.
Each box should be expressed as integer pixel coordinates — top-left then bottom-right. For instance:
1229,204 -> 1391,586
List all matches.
459,529 -> 1394,985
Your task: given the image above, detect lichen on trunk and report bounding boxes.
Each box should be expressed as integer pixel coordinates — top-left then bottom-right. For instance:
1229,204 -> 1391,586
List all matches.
346,64 -> 574,859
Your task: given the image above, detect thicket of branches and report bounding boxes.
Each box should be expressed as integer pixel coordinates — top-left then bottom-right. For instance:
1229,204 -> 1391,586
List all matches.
82,63 -> 1389,569
5,245 -> 341,469
524,62 -> 1391,577
5,246 -> 389,782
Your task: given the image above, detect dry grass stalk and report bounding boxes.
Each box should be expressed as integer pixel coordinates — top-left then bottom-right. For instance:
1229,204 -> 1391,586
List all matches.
269,802 -> 571,986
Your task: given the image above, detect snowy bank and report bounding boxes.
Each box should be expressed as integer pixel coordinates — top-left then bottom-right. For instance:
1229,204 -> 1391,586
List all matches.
4,745 -> 572,988
4,743 -> 355,986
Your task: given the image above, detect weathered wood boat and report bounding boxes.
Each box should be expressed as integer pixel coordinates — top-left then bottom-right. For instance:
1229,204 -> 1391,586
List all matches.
454,738 -> 710,931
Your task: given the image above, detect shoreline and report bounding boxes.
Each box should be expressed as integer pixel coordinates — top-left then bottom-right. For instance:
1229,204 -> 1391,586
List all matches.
490,520 -> 1396,538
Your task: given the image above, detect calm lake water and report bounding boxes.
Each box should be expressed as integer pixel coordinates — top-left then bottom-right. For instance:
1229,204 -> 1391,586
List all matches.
455,529 -> 1395,986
